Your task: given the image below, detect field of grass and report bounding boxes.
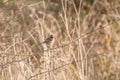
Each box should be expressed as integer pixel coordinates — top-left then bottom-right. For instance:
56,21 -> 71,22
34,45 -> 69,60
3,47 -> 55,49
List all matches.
0,0 -> 120,80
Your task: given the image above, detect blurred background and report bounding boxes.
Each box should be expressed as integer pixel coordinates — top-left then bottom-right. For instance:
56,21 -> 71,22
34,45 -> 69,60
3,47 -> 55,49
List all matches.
0,0 -> 120,80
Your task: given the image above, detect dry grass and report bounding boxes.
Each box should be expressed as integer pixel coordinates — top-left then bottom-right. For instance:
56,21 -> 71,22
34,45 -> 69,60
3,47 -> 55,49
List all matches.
0,0 -> 120,80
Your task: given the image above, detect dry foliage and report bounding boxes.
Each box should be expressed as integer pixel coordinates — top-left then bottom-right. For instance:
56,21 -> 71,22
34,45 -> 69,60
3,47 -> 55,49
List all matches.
0,0 -> 120,80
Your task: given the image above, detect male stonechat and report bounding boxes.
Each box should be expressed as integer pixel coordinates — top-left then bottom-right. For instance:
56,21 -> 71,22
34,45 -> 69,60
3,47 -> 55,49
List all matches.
42,35 -> 54,47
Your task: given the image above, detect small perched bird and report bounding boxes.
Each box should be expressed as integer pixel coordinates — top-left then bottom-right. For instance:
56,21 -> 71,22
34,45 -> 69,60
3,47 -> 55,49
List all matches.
42,35 -> 54,47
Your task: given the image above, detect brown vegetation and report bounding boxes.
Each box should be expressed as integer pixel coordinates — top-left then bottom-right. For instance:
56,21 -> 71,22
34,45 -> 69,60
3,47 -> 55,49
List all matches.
0,0 -> 120,80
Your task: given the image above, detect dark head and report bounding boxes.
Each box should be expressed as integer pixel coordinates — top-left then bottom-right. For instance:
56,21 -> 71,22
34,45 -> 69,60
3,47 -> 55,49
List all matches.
49,35 -> 53,38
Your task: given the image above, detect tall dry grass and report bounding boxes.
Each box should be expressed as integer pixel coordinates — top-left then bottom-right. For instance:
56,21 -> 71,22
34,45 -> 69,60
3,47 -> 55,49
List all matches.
0,0 -> 120,80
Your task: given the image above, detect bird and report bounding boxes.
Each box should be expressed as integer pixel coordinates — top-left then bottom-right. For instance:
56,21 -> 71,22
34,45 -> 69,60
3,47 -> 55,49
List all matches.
42,35 -> 54,46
